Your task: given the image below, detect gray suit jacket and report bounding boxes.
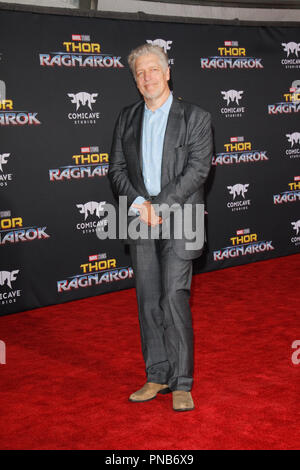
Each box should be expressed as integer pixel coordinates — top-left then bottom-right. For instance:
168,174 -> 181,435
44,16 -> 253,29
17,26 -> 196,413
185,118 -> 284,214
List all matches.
108,97 -> 213,260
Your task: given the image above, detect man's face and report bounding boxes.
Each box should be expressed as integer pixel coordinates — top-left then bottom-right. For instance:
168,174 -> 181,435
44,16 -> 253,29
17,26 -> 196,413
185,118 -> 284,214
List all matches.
134,53 -> 170,101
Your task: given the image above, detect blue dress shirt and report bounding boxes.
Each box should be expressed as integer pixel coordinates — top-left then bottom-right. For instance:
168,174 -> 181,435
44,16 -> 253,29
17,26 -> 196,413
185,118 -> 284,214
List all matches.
130,92 -> 173,213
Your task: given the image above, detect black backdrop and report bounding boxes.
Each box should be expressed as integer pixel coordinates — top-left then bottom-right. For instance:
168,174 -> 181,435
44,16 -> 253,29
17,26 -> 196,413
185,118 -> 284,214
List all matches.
0,8 -> 299,316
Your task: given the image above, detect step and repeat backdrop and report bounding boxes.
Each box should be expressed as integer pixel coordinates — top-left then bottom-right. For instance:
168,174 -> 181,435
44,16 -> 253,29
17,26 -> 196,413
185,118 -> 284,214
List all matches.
0,8 -> 299,316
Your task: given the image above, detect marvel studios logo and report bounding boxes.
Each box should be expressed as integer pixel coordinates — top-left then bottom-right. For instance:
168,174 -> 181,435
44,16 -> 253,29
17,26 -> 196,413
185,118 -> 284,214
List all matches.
230,136 -> 244,143
81,146 -> 99,153
0,210 -> 11,218
236,228 -> 250,235
72,35 -> 91,42
89,253 -> 107,262
224,41 -> 239,47
294,176 -> 300,181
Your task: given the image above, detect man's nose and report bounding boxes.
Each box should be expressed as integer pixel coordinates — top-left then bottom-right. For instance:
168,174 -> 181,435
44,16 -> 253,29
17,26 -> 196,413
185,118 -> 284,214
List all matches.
144,70 -> 151,81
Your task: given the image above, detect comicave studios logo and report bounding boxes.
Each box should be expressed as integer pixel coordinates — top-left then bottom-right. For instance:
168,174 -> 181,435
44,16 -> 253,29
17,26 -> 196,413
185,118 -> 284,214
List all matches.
39,34 -> 124,68
273,176 -> 300,204
0,80 -> 41,126
146,39 -> 174,65
213,136 -> 268,166
285,132 -> 300,159
220,89 -> 245,118
200,41 -> 263,70
0,152 -> 13,187
268,80 -> 300,114
213,228 -> 274,261
281,42 -> 300,69
49,146 -> 109,181
57,253 -> 133,292
0,269 -> 21,306
291,219 -> 300,247
67,91 -> 100,125
226,183 -> 251,212
76,201 -> 108,235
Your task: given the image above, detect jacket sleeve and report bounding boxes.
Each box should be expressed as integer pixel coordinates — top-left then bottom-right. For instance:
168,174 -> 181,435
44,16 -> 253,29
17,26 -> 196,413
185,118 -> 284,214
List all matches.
108,110 -> 140,208
152,110 -> 213,212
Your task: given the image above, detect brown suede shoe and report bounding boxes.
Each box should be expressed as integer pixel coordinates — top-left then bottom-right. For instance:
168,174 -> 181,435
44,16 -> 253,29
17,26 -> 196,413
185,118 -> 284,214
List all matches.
172,391 -> 195,411
129,382 -> 171,402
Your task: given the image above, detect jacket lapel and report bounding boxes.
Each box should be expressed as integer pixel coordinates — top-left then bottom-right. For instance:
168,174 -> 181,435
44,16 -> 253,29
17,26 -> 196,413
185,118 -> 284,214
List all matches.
132,101 -> 144,172
131,101 -> 149,197
161,99 -> 184,187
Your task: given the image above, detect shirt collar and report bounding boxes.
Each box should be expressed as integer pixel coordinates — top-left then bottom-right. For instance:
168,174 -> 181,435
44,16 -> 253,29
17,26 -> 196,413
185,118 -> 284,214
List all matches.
144,92 -> 173,115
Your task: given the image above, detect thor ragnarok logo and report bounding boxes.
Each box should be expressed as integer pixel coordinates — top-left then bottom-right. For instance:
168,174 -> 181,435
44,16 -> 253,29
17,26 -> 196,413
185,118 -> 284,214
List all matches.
39,34 -> 124,68
200,40 -> 263,70
57,252 -> 133,292
213,228 -> 274,261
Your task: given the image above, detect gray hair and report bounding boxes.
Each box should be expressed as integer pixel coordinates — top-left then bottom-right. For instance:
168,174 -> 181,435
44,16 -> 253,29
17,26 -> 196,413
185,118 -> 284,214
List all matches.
128,44 -> 169,79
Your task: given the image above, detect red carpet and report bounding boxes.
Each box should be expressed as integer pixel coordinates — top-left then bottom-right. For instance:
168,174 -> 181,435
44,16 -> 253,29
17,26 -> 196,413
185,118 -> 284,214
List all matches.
0,254 -> 299,450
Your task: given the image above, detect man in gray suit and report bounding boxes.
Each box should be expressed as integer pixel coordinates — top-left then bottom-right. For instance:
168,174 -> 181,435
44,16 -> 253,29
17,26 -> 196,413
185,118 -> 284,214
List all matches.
109,44 -> 213,411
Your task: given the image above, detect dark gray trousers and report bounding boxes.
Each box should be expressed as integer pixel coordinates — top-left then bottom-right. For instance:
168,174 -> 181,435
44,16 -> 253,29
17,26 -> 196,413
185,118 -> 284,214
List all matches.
129,239 -> 194,391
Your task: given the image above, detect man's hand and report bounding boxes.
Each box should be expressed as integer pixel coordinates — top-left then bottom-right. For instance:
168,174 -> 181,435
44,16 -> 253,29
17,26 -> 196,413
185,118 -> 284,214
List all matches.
132,200 -> 162,226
